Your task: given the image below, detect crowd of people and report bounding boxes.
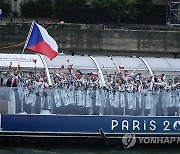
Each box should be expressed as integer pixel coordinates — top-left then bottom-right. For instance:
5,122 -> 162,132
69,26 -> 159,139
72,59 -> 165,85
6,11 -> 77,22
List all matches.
0,62 -> 180,116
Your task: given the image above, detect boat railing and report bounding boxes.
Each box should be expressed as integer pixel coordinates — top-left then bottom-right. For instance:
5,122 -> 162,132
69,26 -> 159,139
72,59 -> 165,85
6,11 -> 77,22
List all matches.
0,87 -> 179,116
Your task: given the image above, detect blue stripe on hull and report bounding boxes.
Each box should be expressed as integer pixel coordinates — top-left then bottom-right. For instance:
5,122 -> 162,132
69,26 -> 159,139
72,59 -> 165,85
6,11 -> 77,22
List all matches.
1,115 -> 180,134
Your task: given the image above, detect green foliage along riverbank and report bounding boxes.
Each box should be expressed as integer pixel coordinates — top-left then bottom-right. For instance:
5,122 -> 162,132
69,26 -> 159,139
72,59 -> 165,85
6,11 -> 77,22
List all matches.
17,0 -> 165,25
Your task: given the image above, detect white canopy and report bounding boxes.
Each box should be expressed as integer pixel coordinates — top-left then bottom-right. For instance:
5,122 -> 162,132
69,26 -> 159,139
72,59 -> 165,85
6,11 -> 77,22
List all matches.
0,53 -> 180,85
44,55 -> 180,75
0,53 -> 44,71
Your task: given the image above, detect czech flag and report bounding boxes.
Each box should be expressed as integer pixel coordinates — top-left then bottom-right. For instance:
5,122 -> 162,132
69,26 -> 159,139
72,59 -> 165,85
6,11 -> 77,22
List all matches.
24,21 -> 58,60
91,72 -> 98,77
58,65 -> 64,70
32,59 -> 37,64
119,65 -> 124,70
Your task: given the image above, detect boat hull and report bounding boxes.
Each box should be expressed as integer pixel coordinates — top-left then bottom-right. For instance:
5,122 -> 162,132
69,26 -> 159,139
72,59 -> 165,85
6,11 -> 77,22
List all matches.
0,115 -> 180,146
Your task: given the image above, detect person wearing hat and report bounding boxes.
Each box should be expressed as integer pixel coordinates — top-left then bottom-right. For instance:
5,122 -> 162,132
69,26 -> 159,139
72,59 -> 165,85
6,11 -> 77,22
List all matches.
74,70 -> 85,108
133,79 -> 143,114
173,76 -> 180,112
113,77 -> 121,110
125,76 -> 134,114
84,73 -> 93,110
118,78 -> 126,115
166,79 -> 176,110
173,77 -> 180,115
89,72 -> 101,115
53,76 -> 62,112
152,75 -> 164,116
144,76 -> 153,111
104,74 -> 114,115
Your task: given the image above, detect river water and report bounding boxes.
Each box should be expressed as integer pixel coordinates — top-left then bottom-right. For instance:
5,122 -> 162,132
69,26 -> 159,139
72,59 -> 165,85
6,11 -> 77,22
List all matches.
0,145 -> 180,154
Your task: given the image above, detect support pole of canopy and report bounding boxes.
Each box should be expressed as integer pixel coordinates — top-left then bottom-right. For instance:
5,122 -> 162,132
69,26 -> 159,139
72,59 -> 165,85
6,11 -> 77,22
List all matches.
165,59 -> 175,71
139,57 -> 154,77
139,57 -> 156,116
90,56 -> 105,87
38,54 -> 52,86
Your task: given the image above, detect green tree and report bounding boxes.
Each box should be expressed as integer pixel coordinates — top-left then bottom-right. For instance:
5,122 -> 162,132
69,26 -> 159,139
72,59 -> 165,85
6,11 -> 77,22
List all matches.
20,0 -> 53,18
92,0 -> 137,23
137,0 -> 153,13
135,0 -> 154,24
0,1 -> 11,16
56,0 -> 86,8
55,0 -> 86,20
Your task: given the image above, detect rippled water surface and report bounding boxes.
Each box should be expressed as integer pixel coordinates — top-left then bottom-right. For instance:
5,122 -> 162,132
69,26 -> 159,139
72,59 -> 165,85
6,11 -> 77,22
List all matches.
0,145 -> 180,154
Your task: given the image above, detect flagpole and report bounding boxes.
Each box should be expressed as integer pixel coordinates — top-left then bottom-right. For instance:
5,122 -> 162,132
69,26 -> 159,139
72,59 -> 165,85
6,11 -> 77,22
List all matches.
34,63 -> 37,78
102,64 -> 109,77
21,20 -> 35,56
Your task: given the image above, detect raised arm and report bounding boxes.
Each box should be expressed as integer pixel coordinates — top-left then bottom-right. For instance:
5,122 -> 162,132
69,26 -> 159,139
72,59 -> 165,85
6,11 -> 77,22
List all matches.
8,62 -> 12,74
